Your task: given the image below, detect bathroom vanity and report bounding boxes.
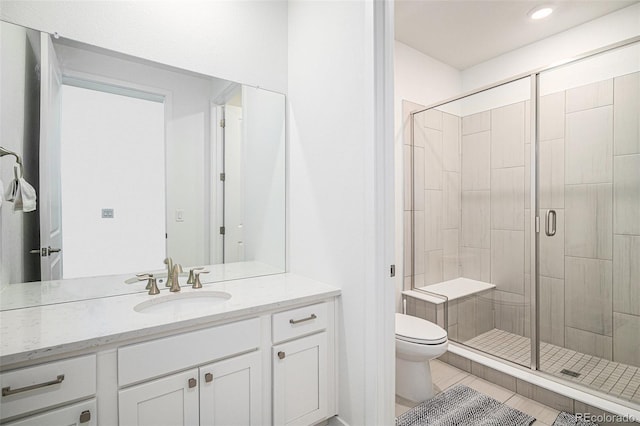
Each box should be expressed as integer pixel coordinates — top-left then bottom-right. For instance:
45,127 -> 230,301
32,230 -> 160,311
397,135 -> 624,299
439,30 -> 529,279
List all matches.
0,273 -> 340,425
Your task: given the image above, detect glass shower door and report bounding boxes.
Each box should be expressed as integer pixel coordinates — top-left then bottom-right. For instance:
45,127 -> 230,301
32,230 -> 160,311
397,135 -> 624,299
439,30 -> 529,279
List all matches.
537,41 -> 640,404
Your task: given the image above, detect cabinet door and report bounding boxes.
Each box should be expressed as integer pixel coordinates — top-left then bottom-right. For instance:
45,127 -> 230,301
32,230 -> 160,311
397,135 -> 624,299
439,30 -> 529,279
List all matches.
199,351 -> 262,426
5,399 -> 96,426
118,369 -> 199,426
273,332 -> 327,426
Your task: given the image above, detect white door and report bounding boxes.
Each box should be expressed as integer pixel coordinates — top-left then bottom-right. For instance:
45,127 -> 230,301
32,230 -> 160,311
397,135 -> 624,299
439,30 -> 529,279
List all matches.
199,351 -> 262,426
118,369 -> 199,426
5,399 -> 96,426
223,104 -> 245,263
272,332 -> 327,426
38,33 -> 63,280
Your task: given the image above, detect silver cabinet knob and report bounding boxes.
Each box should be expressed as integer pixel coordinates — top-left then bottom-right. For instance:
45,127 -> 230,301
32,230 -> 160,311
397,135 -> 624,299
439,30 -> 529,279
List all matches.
205,373 -> 213,383
188,378 -> 197,388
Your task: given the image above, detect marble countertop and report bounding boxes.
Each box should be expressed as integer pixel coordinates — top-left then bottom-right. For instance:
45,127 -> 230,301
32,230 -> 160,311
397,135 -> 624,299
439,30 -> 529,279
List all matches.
0,261 -> 283,311
0,273 -> 341,366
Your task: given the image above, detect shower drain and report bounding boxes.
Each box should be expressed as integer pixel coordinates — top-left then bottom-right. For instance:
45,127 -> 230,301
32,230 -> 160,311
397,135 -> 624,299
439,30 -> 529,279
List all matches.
560,369 -> 581,378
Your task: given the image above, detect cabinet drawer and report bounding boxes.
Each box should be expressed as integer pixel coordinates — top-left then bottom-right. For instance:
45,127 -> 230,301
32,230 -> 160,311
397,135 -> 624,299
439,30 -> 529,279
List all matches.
118,318 -> 261,386
0,355 -> 96,421
272,303 -> 327,344
5,399 -> 96,426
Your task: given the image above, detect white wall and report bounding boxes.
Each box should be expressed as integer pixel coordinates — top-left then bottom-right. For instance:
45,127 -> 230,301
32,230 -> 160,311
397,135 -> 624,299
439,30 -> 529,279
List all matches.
393,41 -> 462,311
0,0 -> 288,94
60,86 -> 165,278
462,3 -> 640,92
288,1 -> 394,424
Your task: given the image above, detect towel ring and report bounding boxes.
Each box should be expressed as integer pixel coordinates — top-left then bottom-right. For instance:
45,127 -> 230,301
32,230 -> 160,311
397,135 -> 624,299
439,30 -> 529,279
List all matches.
0,146 -> 24,178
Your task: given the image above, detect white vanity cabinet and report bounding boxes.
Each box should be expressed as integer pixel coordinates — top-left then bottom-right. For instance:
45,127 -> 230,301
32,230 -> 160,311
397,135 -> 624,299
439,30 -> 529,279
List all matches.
272,303 -> 330,426
0,355 -> 97,425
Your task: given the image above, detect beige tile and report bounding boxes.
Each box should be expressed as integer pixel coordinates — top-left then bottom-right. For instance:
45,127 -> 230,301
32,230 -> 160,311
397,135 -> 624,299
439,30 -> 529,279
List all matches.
461,190 -> 491,248
403,144 -> 413,211
425,250 -> 444,285
459,247 -> 491,282
516,379 -> 574,413
491,230 -> 525,295
525,143 -> 531,209
493,290 -> 527,338
565,256 -> 613,336
442,351 -> 472,373
430,359 -> 469,393
425,190 -> 443,251
539,276 -> 565,347
457,296 -> 478,341
462,131 -> 491,190
403,100 -> 426,144
442,112 -> 460,172
574,400 -> 640,426
504,394 -> 560,425
459,376 -> 515,402
525,208 -> 531,275
613,235 -> 640,316
565,326 -> 613,360
442,229 -> 459,280
566,79 -> 613,113
613,312 -> 640,368
613,154 -> 640,235
525,100 -> 531,144
539,208 -> 564,279
565,183 -> 613,260
414,210 -> 425,276
539,91 -> 565,142
565,106 -> 613,184
395,402 -> 412,418
403,210 -> 412,277
539,138 -> 565,209
462,110 -> 490,135
613,72 -> 640,155
491,167 -> 525,231
442,171 -> 460,229
471,362 -> 518,392
424,127 -> 443,190
413,146 -> 425,210
476,293 -> 495,336
424,108 -> 443,131
491,102 -> 526,168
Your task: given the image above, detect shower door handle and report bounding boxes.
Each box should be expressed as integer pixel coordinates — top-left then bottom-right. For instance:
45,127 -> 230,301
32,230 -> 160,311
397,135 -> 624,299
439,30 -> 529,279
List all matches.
545,210 -> 556,237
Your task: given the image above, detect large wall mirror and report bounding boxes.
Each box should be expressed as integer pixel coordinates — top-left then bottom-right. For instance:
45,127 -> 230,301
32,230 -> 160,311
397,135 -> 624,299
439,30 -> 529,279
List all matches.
0,20 -> 285,307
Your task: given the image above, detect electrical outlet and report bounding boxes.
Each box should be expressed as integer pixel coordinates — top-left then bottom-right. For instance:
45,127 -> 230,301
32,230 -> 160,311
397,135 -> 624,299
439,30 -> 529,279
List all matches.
101,208 -> 114,219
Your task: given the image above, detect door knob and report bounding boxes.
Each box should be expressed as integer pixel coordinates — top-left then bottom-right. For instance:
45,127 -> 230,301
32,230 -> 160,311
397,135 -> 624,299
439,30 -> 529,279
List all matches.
29,247 -> 61,257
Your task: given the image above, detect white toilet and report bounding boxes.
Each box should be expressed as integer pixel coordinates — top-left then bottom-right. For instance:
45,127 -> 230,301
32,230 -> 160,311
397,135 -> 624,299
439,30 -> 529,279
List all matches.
395,313 -> 448,403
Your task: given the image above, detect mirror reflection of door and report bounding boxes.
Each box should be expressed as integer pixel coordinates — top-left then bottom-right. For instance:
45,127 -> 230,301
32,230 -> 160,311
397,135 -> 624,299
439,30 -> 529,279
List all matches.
223,88 -> 245,263
59,83 -> 165,279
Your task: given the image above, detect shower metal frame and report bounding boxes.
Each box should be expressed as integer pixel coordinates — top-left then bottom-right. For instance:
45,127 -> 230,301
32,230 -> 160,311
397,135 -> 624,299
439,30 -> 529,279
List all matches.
409,35 -> 640,375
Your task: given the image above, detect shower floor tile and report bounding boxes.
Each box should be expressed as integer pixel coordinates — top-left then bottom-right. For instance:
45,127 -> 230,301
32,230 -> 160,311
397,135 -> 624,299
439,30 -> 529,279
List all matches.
463,328 -> 640,404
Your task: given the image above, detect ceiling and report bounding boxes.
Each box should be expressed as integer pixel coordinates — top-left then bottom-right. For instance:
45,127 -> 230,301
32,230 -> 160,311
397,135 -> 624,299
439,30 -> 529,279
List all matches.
395,0 -> 638,70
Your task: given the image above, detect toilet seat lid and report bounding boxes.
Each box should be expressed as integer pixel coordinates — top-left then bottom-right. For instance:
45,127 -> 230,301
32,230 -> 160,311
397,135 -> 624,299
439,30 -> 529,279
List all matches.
396,313 -> 447,344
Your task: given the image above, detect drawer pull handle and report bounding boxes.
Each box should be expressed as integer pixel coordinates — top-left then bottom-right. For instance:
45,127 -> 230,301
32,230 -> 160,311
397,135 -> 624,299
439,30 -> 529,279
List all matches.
79,410 -> 91,423
289,313 -> 317,325
188,378 -> 197,388
205,373 -> 213,383
2,374 -> 65,397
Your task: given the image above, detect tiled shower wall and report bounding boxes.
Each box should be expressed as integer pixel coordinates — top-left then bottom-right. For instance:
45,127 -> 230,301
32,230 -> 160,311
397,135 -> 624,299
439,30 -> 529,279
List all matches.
404,72 -> 639,368
538,71 -> 640,368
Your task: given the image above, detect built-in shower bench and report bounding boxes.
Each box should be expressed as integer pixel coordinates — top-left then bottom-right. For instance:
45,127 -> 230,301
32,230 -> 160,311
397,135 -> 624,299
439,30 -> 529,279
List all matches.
402,277 -> 495,305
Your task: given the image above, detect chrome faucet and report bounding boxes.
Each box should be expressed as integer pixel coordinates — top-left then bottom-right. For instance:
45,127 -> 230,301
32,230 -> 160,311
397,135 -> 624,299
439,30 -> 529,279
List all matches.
164,257 -> 174,288
170,264 -> 183,292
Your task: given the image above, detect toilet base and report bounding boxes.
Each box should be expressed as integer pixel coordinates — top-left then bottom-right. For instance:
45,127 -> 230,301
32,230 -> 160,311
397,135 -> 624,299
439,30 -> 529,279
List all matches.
396,357 -> 435,403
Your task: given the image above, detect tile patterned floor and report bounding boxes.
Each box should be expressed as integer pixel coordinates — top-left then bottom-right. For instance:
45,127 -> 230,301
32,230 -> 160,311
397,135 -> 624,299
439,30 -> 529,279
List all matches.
395,359 -> 562,426
464,328 -> 640,404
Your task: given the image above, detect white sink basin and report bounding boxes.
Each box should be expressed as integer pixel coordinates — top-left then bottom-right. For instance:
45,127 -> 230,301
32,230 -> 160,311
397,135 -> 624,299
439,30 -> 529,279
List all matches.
134,291 -> 231,315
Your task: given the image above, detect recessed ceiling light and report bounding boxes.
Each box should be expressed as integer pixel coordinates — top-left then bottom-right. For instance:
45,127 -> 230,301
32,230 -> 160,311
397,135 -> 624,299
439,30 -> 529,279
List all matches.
529,6 -> 553,20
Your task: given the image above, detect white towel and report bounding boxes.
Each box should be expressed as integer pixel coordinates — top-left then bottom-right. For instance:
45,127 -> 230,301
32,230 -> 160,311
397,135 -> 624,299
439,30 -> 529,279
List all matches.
5,165 -> 37,213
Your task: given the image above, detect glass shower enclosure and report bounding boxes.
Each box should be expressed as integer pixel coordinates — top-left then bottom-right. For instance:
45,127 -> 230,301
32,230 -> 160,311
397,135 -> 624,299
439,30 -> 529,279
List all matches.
405,38 -> 640,407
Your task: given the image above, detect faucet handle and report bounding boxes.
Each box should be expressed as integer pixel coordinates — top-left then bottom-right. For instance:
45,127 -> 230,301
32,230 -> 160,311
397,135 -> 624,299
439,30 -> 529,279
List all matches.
192,270 -> 210,289
187,267 -> 204,285
137,273 -> 160,295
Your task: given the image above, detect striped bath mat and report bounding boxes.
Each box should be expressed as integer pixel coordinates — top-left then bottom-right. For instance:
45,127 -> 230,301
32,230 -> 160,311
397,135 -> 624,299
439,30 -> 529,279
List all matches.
396,384 -> 535,426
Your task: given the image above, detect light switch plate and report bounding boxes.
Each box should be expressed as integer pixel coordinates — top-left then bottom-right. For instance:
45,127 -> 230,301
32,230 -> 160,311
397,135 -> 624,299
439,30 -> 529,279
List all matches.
176,209 -> 185,222
101,208 -> 114,219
